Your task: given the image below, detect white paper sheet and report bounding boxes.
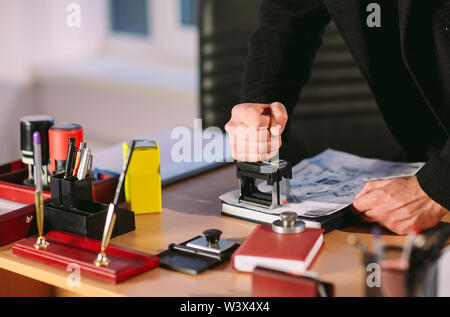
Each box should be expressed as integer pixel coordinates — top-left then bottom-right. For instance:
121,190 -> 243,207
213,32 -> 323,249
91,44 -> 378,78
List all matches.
0,198 -> 26,216
219,149 -> 425,218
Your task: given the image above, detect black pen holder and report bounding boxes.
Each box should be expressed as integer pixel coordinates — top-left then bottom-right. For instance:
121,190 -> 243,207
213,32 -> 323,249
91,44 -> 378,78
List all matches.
45,173 -> 135,240
44,201 -> 135,240
50,173 -> 94,210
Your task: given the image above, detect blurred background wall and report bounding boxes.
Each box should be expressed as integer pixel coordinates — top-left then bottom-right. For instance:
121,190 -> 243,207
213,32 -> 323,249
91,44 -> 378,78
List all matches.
0,0 -> 404,166
0,0 -> 199,164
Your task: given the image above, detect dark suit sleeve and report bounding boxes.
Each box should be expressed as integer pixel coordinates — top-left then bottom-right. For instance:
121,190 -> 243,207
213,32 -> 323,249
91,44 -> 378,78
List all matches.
417,139 -> 450,209
239,0 -> 331,114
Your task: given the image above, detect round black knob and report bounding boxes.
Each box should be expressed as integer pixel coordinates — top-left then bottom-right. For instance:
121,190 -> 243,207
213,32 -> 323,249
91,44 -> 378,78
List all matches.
203,229 -> 222,245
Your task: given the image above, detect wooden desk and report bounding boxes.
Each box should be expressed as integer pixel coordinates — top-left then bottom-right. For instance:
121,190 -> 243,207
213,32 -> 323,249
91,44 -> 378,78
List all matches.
0,165 -> 448,297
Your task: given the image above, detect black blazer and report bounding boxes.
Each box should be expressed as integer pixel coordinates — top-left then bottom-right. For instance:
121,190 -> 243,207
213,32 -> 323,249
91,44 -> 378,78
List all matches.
240,0 -> 450,209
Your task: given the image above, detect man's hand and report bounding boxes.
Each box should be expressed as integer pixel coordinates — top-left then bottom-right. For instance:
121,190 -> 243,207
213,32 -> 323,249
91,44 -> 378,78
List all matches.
224,102 -> 288,161
351,176 -> 448,235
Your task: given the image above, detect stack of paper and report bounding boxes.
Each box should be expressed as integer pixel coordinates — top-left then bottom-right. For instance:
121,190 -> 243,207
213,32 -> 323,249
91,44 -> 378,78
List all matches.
220,149 -> 424,225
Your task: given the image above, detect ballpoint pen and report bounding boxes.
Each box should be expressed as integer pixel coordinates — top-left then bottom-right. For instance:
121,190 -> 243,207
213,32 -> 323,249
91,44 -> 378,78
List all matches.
64,138 -> 76,179
372,226 -> 385,261
33,132 -> 49,249
77,147 -> 91,180
73,142 -> 86,176
94,140 -> 136,267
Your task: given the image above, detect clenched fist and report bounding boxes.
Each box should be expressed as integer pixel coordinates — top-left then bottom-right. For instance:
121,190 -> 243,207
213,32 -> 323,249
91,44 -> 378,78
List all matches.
225,102 -> 288,161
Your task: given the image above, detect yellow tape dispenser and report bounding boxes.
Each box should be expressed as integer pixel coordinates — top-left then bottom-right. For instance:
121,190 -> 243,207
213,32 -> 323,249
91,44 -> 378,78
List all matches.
123,140 -> 161,214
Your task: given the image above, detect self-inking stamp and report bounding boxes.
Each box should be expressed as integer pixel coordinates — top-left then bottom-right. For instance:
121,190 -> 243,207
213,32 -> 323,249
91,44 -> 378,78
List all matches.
236,159 -> 293,209
20,115 -> 54,187
48,123 -> 83,174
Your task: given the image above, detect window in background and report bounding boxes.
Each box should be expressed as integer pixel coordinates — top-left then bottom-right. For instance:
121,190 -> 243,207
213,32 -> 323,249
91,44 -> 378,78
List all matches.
180,0 -> 199,26
107,0 -> 197,61
110,0 -> 150,36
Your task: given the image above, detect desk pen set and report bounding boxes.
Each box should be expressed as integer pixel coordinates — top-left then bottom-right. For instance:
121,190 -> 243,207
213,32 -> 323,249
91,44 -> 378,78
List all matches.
12,139 -> 160,283
348,225 -> 450,297
45,137 -> 135,240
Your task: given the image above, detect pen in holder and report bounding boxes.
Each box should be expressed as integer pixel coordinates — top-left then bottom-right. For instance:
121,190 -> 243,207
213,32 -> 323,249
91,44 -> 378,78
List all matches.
45,169 -> 135,240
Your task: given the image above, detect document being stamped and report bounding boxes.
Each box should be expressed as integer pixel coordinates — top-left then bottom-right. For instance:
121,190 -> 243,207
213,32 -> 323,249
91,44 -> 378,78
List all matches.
220,149 -> 425,218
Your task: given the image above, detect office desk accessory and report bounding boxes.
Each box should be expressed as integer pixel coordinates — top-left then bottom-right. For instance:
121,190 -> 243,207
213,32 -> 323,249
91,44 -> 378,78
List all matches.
20,115 -> 54,188
123,140 -> 161,214
236,160 -> 292,209
44,171 -> 134,240
76,146 -> 92,180
407,226 -> 450,296
0,182 -> 51,247
94,140 -> 135,267
232,213 -> 324,274
48,123 -> 83,174
0,159 -> 116,205
64,138 -> 76,179
272,211 -> 305,234
12,141 -> 158,283
372,226 -> 385,261
158,229 -> 239,275
32,132 -> 48,249
252,266 -> 334,297
12,230 -> 159,284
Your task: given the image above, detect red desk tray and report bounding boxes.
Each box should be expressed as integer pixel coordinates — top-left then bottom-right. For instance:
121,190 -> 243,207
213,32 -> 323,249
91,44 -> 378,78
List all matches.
12,231 -> 160,284
0,160 -> 118,204
0,182 -> 51,247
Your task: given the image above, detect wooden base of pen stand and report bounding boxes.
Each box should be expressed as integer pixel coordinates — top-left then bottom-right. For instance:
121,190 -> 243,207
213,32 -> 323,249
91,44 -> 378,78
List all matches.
12,231 -> 160,283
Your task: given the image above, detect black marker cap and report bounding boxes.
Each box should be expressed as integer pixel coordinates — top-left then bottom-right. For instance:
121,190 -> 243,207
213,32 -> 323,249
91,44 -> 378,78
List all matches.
20,115 -> 54,164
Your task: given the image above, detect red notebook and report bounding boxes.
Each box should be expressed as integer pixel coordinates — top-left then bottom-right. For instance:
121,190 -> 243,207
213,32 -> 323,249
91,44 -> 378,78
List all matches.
232,225 -> 324,275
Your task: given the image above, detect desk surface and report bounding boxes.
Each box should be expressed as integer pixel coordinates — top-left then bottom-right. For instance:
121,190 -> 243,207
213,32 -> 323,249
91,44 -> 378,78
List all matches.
0,165 -> 448,297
